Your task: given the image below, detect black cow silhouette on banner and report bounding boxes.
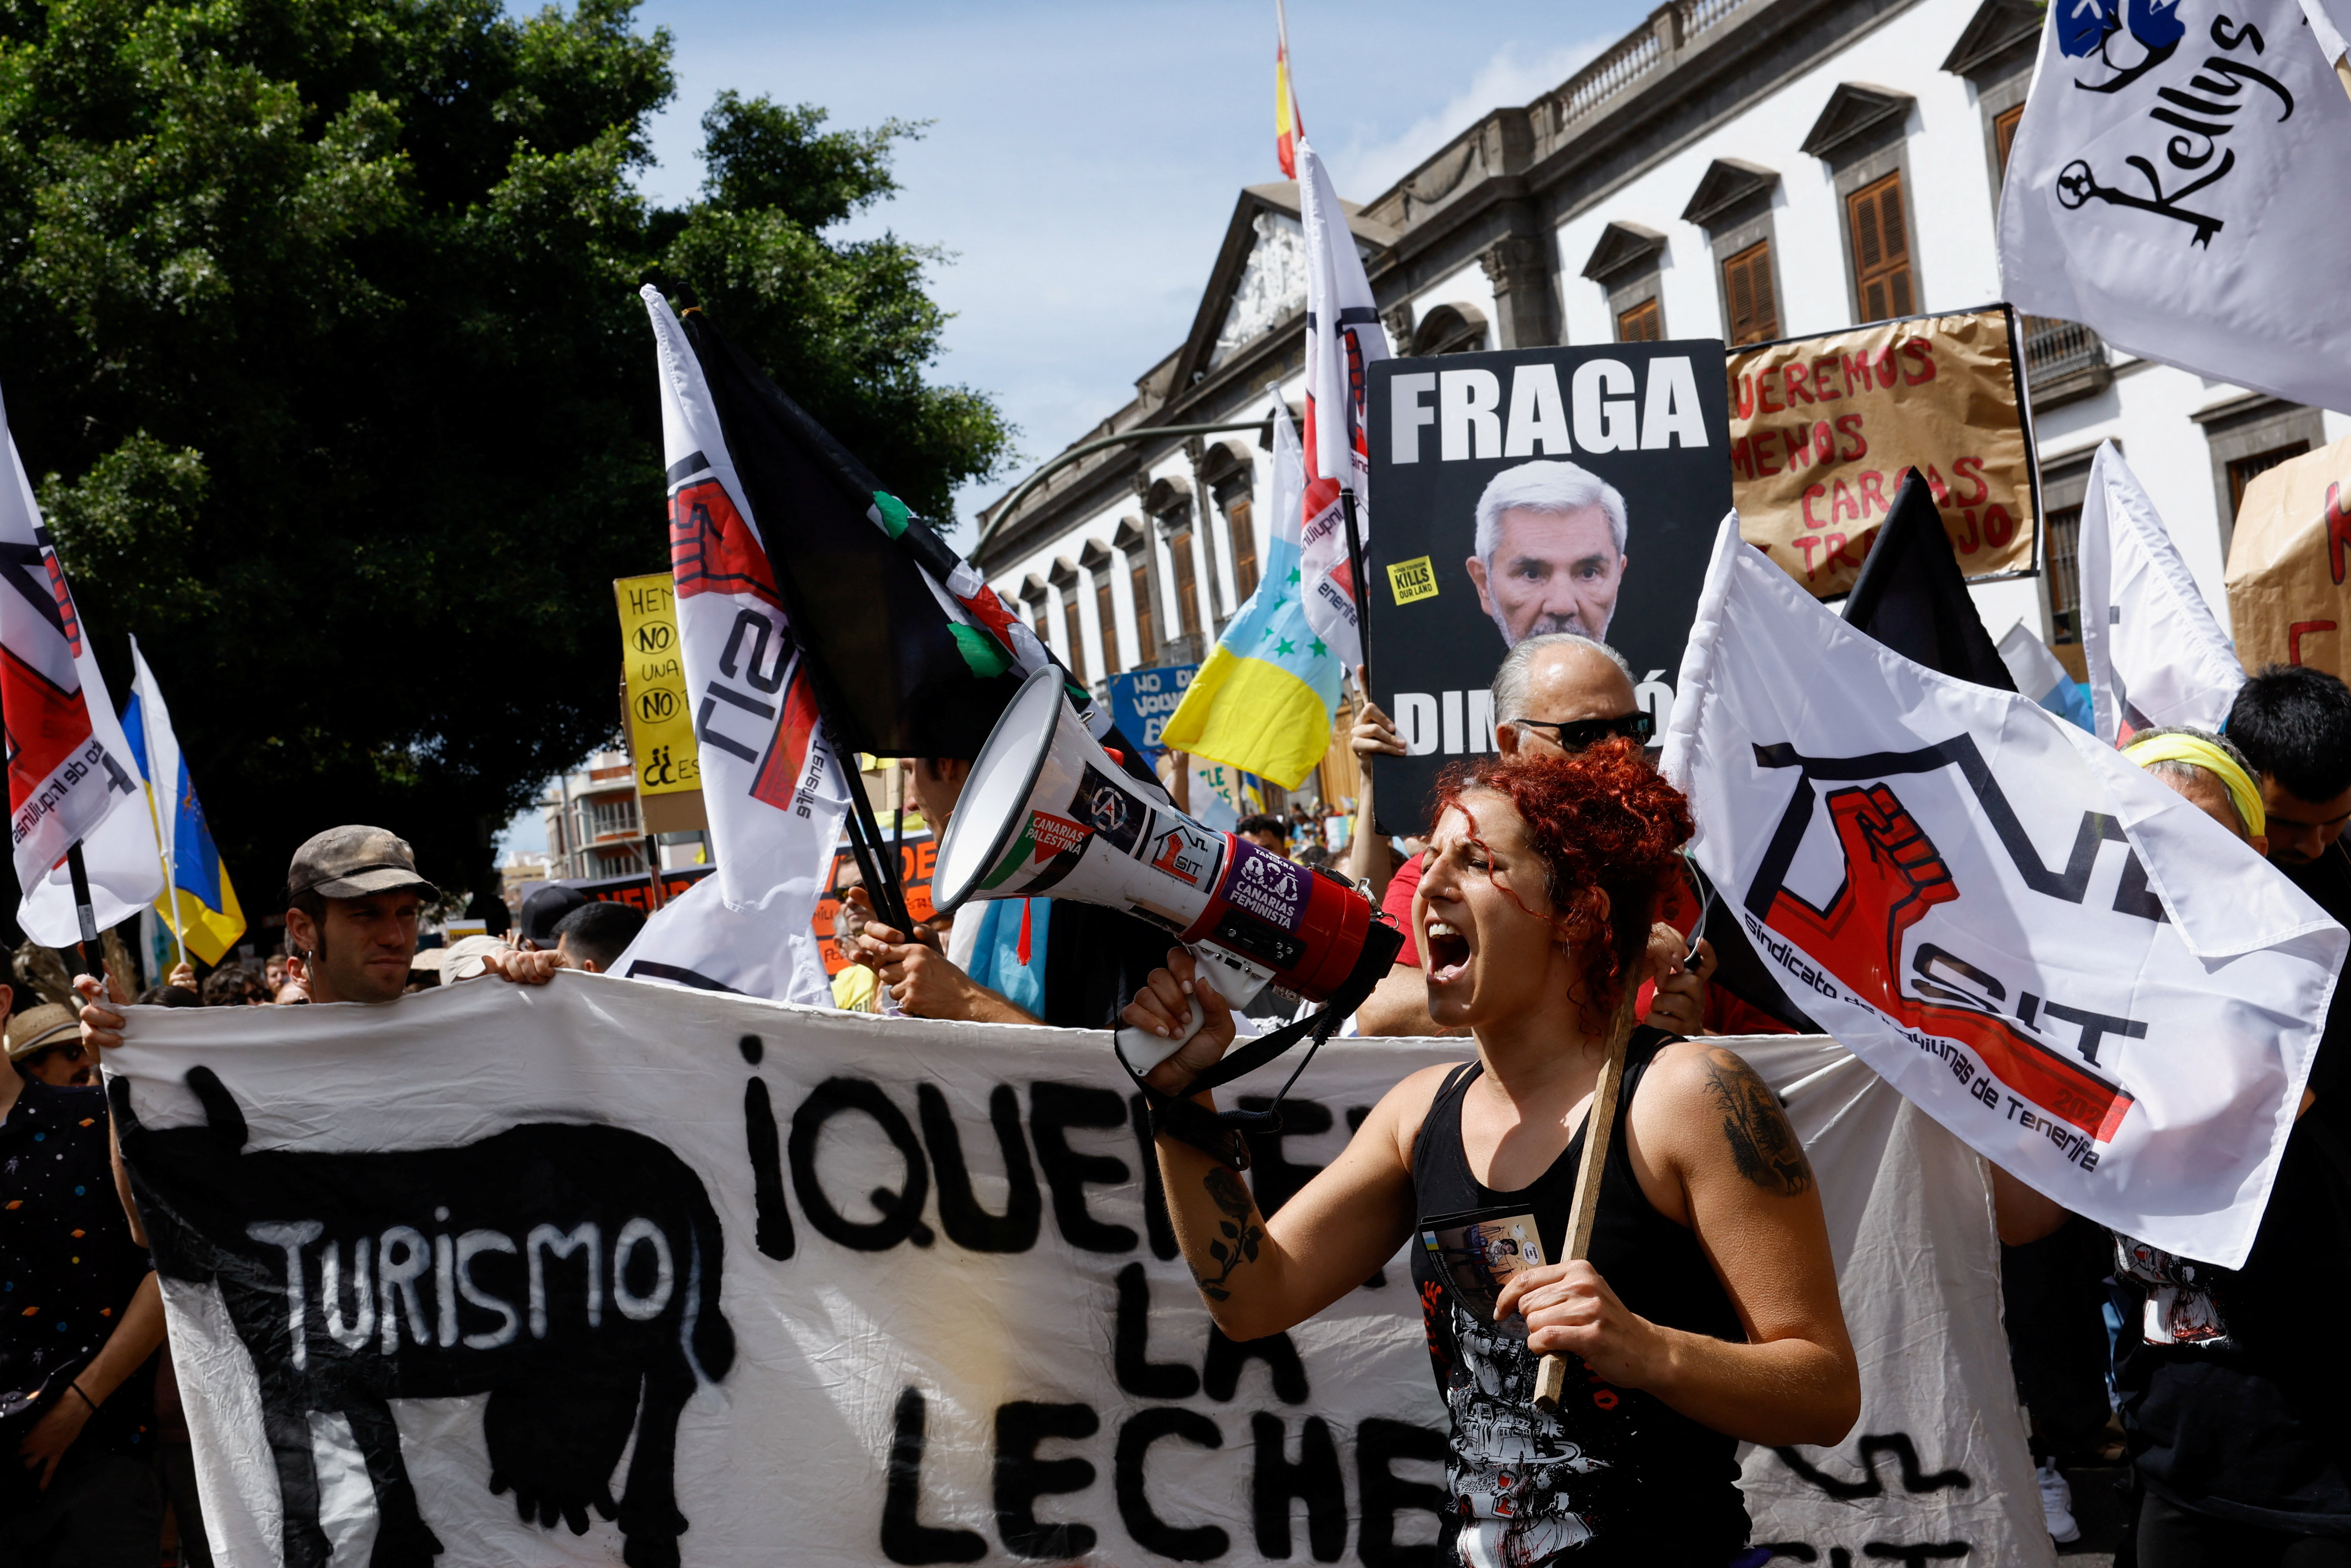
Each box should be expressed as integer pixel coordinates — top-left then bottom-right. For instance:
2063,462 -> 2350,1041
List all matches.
113,1068 -> 736,1568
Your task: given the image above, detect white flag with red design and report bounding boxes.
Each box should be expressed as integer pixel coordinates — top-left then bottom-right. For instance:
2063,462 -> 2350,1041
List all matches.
1295,138 -> 1389,673
640,289 -> 849,1002
0,400 -> 160,946
1663,513 -> 2342,1267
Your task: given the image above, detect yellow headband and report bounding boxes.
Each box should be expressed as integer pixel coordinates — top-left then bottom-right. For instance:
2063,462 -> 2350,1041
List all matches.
2122,734 -> 2266,839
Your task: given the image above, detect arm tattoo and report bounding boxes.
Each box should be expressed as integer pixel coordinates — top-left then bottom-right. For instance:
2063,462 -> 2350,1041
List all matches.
1702,1048 -> 1813,1196
1193,1167 -> 1263,1301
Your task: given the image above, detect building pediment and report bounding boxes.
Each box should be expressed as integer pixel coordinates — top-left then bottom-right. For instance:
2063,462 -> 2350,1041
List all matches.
1800,83 -> 1915,160
1681,158 -> 1778,228
1942,0 -> 2042,80
1170,183 -> 1397,395
1580,221 -> 1667,285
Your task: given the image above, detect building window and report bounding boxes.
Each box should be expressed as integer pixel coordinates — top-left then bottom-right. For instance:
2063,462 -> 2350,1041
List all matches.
2229,442 -> 2310,519
2045,505 -> 2083,644
1095,577 -> 1117,668
1721,240 -> 1780,346
1228,498 -> 1259,603
1847,171 -> 1915,322
586,796 -> 640,838
1616,298 -> 1662,343
1993,103 -> 2024,179
1129,559 -> 1155,661
1168,527 -> 1203,638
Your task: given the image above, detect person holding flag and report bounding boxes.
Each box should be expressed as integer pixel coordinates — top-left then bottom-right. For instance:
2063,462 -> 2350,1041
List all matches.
120,636 -> 244,970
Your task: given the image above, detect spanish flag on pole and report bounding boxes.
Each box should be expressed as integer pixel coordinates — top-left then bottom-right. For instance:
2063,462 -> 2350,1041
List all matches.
1159,397 -> 1341,790
1275,0 -> 1303,179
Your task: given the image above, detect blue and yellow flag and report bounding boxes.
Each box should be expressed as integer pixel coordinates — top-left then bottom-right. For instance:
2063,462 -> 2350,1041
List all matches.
1160,399 -> 1341,789
123,637 -> 244,965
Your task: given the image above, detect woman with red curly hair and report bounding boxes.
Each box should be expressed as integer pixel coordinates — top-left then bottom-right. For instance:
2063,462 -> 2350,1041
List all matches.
1126,742 -> 1857,1566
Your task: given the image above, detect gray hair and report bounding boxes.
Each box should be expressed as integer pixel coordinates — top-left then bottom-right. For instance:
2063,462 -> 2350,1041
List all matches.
1473,461 -> 1629,564
1490,633 -> 1634,723
2128,725 -> 2259,836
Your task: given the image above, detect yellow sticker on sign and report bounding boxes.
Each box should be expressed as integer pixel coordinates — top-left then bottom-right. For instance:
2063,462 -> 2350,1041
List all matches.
1387,555 -> 1439,606
615,573 -> 700,796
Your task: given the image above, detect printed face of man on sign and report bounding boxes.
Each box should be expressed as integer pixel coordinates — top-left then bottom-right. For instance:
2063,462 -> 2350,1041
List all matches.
1464,460 -> 1631,649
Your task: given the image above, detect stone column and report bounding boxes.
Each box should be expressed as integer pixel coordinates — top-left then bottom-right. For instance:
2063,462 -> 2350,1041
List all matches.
1480,232 -> 1561,349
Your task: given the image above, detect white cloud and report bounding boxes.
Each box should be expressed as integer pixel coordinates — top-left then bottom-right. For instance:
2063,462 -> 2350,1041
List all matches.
1328,39 -> 1609,199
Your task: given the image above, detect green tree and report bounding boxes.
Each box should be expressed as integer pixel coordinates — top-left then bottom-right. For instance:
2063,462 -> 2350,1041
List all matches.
0,0 -> 1010,933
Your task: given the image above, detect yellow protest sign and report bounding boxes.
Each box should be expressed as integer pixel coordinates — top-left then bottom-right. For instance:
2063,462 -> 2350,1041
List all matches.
1729,308 -> 2036,598
1386,555 -> 1439,605
615,573 -> 700,796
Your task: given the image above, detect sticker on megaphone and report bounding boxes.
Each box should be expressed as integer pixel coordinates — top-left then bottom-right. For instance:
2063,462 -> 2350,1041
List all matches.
934,668 -> 1400,1069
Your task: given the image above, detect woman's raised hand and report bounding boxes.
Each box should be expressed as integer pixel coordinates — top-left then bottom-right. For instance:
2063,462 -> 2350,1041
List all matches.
1121,946 -> 1239,1095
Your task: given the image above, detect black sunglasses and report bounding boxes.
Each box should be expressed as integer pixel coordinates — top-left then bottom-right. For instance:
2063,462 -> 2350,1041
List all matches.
1508,711 -> 1656,751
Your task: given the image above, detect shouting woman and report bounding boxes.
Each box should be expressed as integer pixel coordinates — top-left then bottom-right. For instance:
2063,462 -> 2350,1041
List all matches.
1125,743 -> 1857,1565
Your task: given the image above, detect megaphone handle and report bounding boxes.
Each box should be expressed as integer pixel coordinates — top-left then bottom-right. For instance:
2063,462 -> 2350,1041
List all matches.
1115,994 -> 1206,1074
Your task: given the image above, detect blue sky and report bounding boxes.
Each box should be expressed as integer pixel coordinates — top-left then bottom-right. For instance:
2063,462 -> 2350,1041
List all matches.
507,0 -> 1654,857
632,0 -> 1654,537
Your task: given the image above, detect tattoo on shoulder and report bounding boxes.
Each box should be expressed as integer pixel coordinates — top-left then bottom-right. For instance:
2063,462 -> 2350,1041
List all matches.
1195,1167 -> 1262,1301
1701,1048 -> 1813,1197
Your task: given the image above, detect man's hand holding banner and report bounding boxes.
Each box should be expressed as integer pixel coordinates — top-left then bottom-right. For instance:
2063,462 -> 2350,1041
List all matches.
1664,514 -> 2344,1267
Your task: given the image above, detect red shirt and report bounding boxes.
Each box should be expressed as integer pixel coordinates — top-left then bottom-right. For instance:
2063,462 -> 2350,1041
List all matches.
1378,853 -> 1794,1036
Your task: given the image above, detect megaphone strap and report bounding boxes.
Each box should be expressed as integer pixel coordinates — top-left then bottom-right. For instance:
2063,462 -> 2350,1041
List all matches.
1125,916 -> 1406,1171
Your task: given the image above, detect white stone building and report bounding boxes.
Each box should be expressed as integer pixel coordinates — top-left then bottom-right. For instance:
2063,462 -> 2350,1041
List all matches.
973,0 -> 2348,698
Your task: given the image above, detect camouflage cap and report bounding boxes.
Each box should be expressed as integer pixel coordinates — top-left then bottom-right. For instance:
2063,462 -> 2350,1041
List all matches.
285,825 -> 438,903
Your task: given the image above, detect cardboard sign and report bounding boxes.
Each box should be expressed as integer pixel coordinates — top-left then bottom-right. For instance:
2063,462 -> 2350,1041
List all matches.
1728,309 -> 2037,598
613,573 -> 701,796
1365,340 -> 1732,832
2224,431 -> 2351,676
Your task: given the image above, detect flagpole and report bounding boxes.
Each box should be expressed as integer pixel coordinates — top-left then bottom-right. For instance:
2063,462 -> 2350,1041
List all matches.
131,640 -> 186,971
65,839 -> 101,985
1340,485 -> 1374,710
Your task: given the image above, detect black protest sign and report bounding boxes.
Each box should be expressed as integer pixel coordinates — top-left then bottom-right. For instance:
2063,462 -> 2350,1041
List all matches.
1365,341 -> 1732,832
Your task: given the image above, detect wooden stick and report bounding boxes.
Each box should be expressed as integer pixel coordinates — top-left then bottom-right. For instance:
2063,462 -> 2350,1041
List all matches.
1533,994 -> 1638,1415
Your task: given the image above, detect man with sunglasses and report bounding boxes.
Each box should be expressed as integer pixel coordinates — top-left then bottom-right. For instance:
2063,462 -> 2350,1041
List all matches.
5,1008 -> 94,1089
1347,632 -> 1790,1038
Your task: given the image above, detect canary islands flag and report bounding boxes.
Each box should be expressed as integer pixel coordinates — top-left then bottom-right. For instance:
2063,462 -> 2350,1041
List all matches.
1160,397 -> 1340,789
121,636 -> 244,965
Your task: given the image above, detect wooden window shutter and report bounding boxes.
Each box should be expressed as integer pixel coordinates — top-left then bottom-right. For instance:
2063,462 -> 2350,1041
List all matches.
1722,239 -> 1780,346
1847,171 -> 1914,323
1615,298 -> 1662,343
1228,498 -> 1259,602
1169,528 -> 1202,637
1096,577 -> 1116,668
1130,559 -> 1155,661
1993,104 -> 2024,180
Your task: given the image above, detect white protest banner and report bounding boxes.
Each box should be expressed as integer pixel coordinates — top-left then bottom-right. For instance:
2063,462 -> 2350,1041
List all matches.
1998,0 -> 2351,415
0,391 -> 161,946
1664,514 -> 2343,1267
110,982 -> 2042,1567
2078,442 -> 2245,745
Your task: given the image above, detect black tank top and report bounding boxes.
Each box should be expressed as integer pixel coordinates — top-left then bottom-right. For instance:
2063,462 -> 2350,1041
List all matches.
1409,1028 -> 1750,1565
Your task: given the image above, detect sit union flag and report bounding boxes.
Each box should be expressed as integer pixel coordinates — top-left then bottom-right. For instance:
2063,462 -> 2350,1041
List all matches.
1663,516 -> 2342,1266
641,290 -> 850,946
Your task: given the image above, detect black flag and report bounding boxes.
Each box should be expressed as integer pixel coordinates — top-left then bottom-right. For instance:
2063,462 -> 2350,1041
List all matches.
1842,467 -> 2017,692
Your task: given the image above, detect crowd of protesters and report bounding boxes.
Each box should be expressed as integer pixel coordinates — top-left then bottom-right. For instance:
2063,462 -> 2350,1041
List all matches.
3,635 -> 2346,1565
